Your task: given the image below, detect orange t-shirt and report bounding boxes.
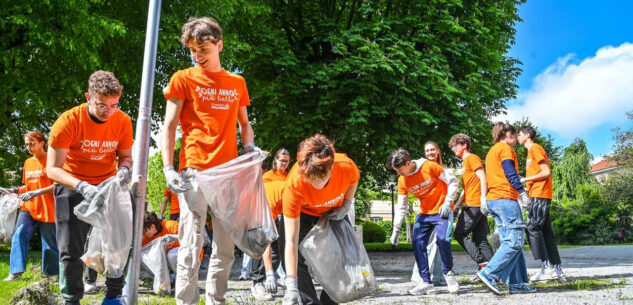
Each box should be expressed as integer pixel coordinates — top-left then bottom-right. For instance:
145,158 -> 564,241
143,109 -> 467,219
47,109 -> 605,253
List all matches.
48,103 -> 134,184
164,67 -> 250,171
461,154 -> 484,207
397,160 -> 448,214
19,156 -> 55,223
485,142 -> 519,201
163,188 -> 180,214
526,143 -> 553,199
283,153 -> 360,218
263,170 -> 288,183
264,181 -> 284,219
142,219 -> 180,252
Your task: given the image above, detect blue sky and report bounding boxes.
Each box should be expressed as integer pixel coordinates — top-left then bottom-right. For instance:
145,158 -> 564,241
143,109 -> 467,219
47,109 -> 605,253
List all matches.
504,0 -> 633,161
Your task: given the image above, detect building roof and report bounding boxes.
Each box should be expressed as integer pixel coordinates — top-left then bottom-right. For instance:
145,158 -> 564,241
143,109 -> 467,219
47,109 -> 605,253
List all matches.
591,159 -> 619,173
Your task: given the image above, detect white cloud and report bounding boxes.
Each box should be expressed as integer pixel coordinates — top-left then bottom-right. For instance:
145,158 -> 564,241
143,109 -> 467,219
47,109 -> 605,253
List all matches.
502,42 -> 633,137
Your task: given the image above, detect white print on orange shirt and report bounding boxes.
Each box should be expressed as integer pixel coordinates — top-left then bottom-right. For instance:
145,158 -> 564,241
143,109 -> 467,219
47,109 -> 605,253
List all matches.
211,103 -> 229,110
311,192 -> 345,208
408,178 -> 435,197
195,85 -> 239,104
80,139 -> 118,159
25,169 -> 45,179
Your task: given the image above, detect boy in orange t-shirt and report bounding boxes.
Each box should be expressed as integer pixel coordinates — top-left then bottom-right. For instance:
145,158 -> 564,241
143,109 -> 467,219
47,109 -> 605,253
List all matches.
160,188 -> 180,221
1,131 -> 58,280
448,133 -> 494,271
47,71 -> 133,305
159,17 -> 261,305
386,148 -> 460,295
518,126 -> 565,282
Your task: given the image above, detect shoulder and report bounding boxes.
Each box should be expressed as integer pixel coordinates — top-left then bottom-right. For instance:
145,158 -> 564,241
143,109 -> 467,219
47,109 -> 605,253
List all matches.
222,70 -> 246,82
334,153 -> 356,168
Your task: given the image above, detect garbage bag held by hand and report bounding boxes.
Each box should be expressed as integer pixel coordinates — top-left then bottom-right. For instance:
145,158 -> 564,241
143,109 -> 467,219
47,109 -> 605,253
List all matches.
74,177 -> 133,278
140,234 -> 178,295
299,217 -> 377,303
0,193 -> 22,244
196,151 -> 278,258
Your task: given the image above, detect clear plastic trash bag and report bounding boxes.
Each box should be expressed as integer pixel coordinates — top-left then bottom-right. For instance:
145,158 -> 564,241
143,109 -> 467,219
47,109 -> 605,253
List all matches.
140,234 -> 178,295
74,177 -> 133,278
300,217 -> 377,303
0,193 -> 22,244
196,151 -> 278,259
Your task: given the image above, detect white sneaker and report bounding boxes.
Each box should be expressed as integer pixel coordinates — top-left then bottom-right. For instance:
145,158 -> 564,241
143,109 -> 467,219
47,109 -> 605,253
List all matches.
408,281 -> 435,295
251,282 -> 273,301
530,266 -> 556,282
84,281 -> 98,294
3,273 -> 22,281
444,271 -> 459,293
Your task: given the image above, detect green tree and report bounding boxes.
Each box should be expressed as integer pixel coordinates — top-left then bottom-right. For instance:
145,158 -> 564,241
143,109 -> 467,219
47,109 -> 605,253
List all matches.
146,139 -> 181,217
610,110 -> 633,166
552,138 -> 594,200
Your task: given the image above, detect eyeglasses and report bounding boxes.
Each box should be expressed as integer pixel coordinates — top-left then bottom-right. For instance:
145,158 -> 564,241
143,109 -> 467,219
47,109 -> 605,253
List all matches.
25,143 -> 36,148
277,159 -> 290,163
92,101 -> 121,112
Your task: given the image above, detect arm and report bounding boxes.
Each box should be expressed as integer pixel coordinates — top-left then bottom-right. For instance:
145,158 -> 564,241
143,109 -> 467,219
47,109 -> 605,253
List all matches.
344,183 -> 358,202
117,148 -> 133,171
263,244 -> 273,271
237,106 -> 255,147
474,168 -> 488,198
525,162 -> 551,182
160,196 -> 169,217
46,146 -> 81,189
161,97 -> 183,168
283,216 -> 301,277
501,160 -> 525,193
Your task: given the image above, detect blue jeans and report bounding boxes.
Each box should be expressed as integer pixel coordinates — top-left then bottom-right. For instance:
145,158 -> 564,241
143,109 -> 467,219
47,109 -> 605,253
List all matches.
412,213 -> 453,283
10,211 -> 59,275
482,199 -> 529,285
241,254 -> 253,278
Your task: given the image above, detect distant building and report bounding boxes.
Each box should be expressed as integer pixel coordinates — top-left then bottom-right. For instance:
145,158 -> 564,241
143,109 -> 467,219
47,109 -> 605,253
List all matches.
369,200 -> 392,222
591,158 -> 621,183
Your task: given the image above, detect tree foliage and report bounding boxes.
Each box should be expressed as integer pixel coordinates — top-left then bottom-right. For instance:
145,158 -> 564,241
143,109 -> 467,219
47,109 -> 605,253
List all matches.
611,111 -> 633,166
552,138 -> 594,200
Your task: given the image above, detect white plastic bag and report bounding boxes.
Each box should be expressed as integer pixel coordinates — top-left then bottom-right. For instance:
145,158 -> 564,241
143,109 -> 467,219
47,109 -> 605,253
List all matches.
300,217 -> 377,303
74,177 -> 133,278
140,234 -> 178,295
0,193 -> 22,244
196,151 -> 278,258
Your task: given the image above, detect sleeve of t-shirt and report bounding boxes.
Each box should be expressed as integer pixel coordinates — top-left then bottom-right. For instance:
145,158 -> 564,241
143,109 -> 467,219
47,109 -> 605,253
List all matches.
397,176 -> 408,195
348,161 -> 360,185
282,181 -> 303,218
164,71 -> 187,102
428,161 -> 446,179
468,155 -> 484,172
164,220 -> 179,235
239,79 -> 250,107
48,115 -> 75,149
118,115 -> 134,150
164,188 -> 170,197
532,145 -> 548,166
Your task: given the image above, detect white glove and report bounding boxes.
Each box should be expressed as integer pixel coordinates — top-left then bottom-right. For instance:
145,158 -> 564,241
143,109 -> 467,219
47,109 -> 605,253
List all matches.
282,276 -> 302,305
19,190 -> 43,201
519,192 -> 532,210
480,195 -> 489,215
76,181 -> 102,205
328,200 -> 352,220
390,229 -> 399,246
244,142 -> 266,157
0,187 -> 18,194
163,165 -> 191,194
117,166 -> 131,185
520,177 -> 527,184
264,270 -> 278,294
439,201 -> 452,219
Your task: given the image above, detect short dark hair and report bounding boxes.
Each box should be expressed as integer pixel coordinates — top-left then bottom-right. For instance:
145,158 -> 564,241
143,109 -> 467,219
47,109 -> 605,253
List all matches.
88,70 -> 123,97
180,17 -> 223,46
519,126 -> 537,140
143,211 -> 163,234
492,122 -> 516,142
448,133 -> 471,150
386,148 -> 410,170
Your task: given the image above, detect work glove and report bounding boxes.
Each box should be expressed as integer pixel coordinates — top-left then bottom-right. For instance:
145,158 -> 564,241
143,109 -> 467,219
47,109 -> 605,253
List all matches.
480,195 -> 489,216
390,229 -> 400,246
264,270 -> 278,294
116,166 -> 131,185
76,181 -> 102,205
518,192 -> 533,211
163,165 -> 192,194
244,143 -> 267,157
19,189 -> 43,201
328,200 -> 352,220
520,177 -> 527,184
439,201 -> 452,219
282,276 -> 302,305
0,187 -> 18,194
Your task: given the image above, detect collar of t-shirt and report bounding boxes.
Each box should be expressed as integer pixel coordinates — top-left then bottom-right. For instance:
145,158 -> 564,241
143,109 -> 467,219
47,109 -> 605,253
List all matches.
86,106 -> 105,124
408,158 -> 428,176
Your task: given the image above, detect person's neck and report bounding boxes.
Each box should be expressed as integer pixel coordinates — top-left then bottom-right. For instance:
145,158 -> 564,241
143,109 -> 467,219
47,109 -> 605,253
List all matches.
32,151 -> 45,160
524,140 -> 534,150
86,106 -> 105,124
203,62 -> 223,73
461,150 -> 470,160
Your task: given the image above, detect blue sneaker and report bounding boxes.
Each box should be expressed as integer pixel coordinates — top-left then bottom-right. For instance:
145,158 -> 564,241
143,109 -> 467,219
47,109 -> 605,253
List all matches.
476,270 -> 503,295
102,296 -> 127,305
509,283 -> 537,294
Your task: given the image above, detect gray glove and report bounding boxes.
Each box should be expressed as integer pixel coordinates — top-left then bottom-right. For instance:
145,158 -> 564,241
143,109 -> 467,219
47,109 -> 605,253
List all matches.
163,165 -> 191,194
19,190 -> 43,201
244,142 -> 263,154
480,195 -> 489,215
328,200 -> 352,220
519,192 -> 533,210
76,181 -> 100,203
282,276 -> 302,305
264,270 -> 278,294
520,177 -> 527,184
0,187 -> 18,194
117,166 -> 131,185
439,201 -> 452,219
389,229 -> 399,246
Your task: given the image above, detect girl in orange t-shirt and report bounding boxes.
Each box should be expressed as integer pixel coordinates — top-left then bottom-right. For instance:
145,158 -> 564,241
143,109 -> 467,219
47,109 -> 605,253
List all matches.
476,122 -> 534,295
280,134 -> 359,305
0,131 -> 59,280
262,148 -> 291,183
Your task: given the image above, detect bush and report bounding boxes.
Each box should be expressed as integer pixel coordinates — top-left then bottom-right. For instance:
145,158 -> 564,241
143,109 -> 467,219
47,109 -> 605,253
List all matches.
361,221 -> 387,243
377,220 -> 407,242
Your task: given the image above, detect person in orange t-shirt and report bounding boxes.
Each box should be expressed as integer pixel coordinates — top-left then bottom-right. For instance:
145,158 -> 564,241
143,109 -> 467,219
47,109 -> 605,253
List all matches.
262,148 -> 291,183
142,212 -> 181,276
280,134 -> 359,305
0,131 -> 59,280
160,188 -> 181,221
386,148 -> 459,295
518,126 -> 565,282
159,17 -> 262,305
47,71 -> 133,305
448,133 -> 493,270
476,122 -> 534,295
